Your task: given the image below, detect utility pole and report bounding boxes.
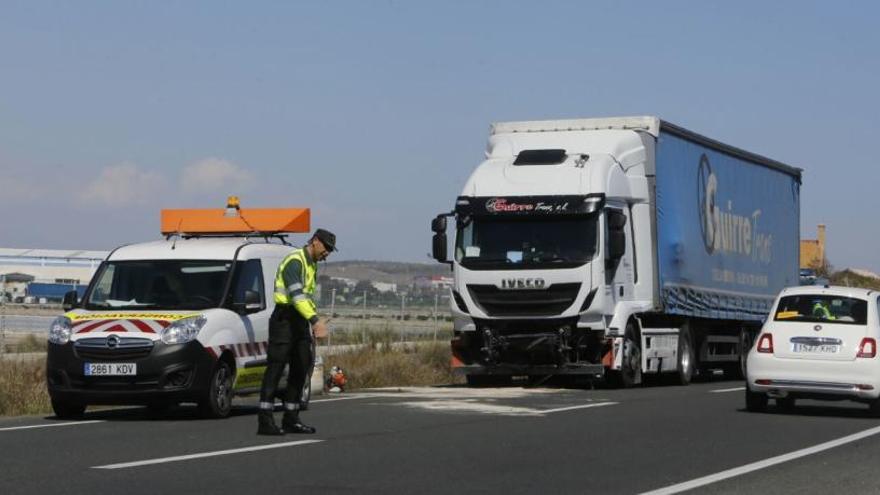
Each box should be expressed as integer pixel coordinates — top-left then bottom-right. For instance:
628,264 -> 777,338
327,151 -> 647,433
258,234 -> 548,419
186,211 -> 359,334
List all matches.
433,290 -> 439,341
400,293 -> 406,343
362,289 -> 367,344
0,274 -> 5,355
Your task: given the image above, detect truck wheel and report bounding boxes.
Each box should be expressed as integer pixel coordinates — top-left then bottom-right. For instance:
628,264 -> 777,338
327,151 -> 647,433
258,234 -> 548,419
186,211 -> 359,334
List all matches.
198,360 -> 233,419
674,327 -> 694,385
745,386 -> 768,412
609,322 -> 642,388
51,398 -> 86,420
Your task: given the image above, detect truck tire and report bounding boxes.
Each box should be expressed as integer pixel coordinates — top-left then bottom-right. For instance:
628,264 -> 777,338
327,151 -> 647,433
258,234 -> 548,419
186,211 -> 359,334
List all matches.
674,326 -> 695,385
745,386 -> 768,412
51,398 -> 86,420
198,359 -> 233,419
608,321 -> 642,388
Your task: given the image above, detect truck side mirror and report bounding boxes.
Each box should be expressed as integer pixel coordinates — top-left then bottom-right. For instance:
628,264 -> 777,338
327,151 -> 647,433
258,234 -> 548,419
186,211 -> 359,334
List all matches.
234,290 -> 262,314
608,231 -> 626,260
431,215 -> 447,233
432,233 -> 448,263
62,290 -> 79,311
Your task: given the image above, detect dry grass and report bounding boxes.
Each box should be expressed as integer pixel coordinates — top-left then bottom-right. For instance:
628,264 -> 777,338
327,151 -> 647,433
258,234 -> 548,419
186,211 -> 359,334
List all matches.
0,359 -> 50,416
12,334 -> 47,353
324,340 -> 463,389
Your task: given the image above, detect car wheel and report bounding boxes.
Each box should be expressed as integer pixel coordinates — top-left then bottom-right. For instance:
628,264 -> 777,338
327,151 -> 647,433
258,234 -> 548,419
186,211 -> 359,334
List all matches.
674,326 -> 695,385
776,396 -> 796,413
745,387 -> 768,412
51,398 -> 86,420
198,359 -> 233,419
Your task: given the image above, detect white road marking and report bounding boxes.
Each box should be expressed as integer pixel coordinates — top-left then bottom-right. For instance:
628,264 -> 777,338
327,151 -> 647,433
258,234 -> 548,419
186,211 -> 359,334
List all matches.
640,424 -> 880,494
92,439 -> 324,469
0,420 -> 105,432
310,395 -> 368,403
710,387 -> 745,394
539,402 -> 618,414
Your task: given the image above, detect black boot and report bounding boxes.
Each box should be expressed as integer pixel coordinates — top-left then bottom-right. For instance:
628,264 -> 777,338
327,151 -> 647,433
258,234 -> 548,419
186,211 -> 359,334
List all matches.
282,410 -> 316,434
257,410 -> 283,436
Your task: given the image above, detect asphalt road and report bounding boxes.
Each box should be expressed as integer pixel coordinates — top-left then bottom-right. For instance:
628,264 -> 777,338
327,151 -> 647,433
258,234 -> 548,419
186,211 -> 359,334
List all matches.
3,379 -> 880,494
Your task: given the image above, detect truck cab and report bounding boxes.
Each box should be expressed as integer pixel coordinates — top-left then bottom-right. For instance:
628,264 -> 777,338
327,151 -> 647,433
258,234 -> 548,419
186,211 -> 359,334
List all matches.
433,117 -> 800,386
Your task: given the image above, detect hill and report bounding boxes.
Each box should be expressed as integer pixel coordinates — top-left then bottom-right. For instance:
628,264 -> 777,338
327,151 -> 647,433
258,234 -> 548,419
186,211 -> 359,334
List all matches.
321,260 -> 450,285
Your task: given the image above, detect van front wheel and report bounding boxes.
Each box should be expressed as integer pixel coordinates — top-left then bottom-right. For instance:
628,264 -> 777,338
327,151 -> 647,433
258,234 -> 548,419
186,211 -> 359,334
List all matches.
199,360 -> 233,419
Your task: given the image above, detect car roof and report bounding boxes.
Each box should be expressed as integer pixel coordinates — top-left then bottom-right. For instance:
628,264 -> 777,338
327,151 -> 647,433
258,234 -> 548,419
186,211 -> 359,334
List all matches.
109,237 -> 294,261
778,285 -> 876,300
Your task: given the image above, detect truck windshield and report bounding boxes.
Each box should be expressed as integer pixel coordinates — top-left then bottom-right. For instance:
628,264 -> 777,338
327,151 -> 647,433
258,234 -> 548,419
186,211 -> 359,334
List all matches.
84,260 -> 233,310
455,215 -> 598,270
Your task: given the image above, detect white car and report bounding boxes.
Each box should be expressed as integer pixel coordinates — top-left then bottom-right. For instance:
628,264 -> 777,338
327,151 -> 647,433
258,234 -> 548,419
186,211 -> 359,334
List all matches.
745,285 -> 879,414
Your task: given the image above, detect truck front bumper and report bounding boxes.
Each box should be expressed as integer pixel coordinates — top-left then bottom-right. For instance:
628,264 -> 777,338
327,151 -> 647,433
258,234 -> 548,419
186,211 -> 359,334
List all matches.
453,363 -> 605,377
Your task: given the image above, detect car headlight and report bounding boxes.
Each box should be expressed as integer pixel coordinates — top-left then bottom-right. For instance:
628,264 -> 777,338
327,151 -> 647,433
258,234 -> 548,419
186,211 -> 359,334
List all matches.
161,315 -> 207,345
48,316 -> 72,345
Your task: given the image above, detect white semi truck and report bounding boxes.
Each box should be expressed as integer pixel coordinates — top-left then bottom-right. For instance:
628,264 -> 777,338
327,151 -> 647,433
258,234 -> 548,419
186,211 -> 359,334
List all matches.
431,116 -> 801,386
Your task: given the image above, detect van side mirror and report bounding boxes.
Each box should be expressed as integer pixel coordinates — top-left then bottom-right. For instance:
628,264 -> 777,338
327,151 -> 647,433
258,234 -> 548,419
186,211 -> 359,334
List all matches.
234,290 -> 262,314
431,215 -> 447,233
62,290 -> 79,311
432,233 -> 448,263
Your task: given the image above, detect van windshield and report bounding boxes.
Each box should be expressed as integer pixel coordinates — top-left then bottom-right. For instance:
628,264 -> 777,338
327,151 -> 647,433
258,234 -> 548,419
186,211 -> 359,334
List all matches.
84,260 -> 233,310
774,294 -> 868,325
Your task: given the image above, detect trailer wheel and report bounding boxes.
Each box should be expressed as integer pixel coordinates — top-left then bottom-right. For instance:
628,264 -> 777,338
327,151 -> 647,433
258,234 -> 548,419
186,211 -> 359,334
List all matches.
198,359 -> 234,419
609,321 -> 642,388
51,398 -> 85,420
674,326 -> 695,385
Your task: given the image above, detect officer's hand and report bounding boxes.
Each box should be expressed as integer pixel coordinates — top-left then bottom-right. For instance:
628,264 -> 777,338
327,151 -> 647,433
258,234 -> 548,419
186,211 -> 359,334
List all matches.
312,319 -> 328,339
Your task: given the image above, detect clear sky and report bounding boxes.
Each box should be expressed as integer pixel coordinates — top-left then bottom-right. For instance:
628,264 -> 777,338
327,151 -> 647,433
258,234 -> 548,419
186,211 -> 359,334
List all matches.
1,1 -> 877,271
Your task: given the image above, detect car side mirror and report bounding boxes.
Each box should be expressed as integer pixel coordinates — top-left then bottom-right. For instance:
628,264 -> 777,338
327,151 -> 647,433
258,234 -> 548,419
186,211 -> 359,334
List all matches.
62,290 -> 79,311
234,290 -> 262,314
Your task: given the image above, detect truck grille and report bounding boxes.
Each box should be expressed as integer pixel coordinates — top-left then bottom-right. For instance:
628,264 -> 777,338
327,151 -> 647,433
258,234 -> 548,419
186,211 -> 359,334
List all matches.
467,283 -> 581,317
74,337 -> 155,361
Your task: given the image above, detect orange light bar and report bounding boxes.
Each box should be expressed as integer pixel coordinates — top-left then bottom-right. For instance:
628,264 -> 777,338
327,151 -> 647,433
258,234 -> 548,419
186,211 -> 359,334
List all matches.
161,207 -> 310,235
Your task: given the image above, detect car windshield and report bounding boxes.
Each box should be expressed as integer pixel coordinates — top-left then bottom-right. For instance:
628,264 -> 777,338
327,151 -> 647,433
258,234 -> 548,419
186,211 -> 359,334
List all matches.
774,294 -> 868,325
84,260 -> 233,310
454,215 -> 598,270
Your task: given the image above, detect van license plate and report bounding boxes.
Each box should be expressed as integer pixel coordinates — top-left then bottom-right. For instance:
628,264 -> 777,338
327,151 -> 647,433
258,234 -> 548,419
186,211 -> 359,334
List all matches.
791,343 -> 839,354
84,363 -> 137,376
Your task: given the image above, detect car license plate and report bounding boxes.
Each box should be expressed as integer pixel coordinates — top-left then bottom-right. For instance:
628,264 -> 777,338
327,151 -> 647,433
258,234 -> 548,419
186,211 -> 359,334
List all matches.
84,363 -> 137,376
791,343 -> 839,354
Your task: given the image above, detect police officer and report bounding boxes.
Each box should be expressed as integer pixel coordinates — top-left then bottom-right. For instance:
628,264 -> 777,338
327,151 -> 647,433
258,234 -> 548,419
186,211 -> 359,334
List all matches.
257,228 -> 336,435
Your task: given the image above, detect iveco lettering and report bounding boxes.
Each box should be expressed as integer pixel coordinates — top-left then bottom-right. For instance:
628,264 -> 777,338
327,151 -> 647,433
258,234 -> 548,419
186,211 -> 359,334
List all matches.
431,116 -> 801,387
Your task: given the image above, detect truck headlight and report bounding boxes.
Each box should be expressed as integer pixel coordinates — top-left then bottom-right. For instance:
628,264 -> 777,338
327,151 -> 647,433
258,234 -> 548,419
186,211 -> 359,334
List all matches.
48,316 -> 72,345
161,315 -> 207,345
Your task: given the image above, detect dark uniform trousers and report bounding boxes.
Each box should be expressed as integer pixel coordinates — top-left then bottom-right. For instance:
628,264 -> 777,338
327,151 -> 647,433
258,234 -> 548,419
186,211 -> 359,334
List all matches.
259,305 -> 313,407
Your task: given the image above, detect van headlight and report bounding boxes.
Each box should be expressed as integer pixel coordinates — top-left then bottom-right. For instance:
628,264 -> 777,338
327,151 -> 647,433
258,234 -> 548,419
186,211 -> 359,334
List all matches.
161,315 -> 207,345
48,316 -> 72,345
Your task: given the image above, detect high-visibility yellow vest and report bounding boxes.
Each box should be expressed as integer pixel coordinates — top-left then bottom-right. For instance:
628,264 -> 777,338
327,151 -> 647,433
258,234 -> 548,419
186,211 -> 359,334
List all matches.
274,248 -> 317,320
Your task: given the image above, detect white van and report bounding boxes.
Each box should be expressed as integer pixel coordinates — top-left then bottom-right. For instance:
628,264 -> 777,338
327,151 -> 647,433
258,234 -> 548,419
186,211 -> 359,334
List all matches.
46,201 -> 314,418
